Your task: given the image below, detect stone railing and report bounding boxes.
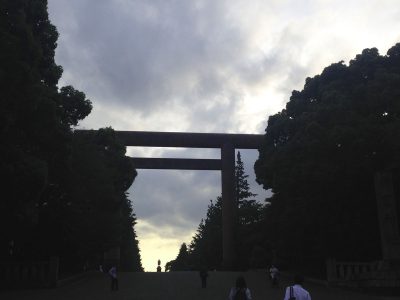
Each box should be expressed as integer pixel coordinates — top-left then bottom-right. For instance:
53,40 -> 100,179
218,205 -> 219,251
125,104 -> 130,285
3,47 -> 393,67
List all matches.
326,258 -> 400,287
0,256 -> 59,289
327,258 -> 379,282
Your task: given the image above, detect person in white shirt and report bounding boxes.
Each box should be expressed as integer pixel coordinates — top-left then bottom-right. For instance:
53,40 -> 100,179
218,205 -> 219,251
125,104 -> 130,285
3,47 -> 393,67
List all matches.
283,274 -> 311,300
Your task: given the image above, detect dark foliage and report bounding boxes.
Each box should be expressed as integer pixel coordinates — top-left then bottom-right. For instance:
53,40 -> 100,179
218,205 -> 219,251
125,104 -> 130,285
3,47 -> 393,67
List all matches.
168,243 -> 190,271
0,0 -> 142,273
255,43 -> 400,277
168,152 -> 265,271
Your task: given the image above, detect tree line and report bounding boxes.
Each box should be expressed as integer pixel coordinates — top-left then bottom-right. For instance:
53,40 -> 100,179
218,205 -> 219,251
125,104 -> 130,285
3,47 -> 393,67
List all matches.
168,43 -> 400,278
0,0 -> 143,273
167,152 -> 267,271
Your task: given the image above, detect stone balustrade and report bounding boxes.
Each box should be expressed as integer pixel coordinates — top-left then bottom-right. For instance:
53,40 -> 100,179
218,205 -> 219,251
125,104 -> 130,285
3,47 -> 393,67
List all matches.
0,256 -> 58,289
327,258 -> 400,287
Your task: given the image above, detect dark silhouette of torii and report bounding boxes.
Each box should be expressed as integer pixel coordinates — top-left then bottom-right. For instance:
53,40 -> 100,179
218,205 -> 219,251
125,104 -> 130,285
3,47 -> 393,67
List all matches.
78,130 -> 263,269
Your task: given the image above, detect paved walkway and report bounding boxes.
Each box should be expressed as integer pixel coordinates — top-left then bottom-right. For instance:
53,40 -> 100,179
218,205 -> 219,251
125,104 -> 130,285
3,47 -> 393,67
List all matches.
0,271 -> 397,300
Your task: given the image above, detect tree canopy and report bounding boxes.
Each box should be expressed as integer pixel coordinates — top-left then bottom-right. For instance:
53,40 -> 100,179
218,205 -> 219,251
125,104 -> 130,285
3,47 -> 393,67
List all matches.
0,0 -> 142,273
168,152 -> 265,271
255,43 -> 400,276
168,243 -> 190,271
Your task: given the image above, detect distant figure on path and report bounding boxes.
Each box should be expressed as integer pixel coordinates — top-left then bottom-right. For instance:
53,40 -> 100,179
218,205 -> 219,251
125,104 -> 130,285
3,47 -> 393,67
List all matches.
269,264 -> 280,287
283,274 -> 311,300
157,259 -> 162,272
109,265 -> 118,291
228,276 -> 252,300
199,267 -> 208,288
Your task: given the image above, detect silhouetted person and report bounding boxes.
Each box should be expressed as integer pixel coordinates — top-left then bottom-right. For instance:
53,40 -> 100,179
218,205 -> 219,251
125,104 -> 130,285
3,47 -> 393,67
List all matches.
269,264 -> 280,287
109,265 -> 118,291
283,274 -> 311,300
228,276 -> 252,300
199,268 -> 208,288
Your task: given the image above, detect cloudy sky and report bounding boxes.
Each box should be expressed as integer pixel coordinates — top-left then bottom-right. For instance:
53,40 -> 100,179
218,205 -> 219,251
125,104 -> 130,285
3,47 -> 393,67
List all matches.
47,0 -> 400,271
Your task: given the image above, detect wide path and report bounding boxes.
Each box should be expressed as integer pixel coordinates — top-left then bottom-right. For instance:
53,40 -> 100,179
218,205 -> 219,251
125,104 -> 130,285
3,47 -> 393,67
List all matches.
0,271 -> 397,300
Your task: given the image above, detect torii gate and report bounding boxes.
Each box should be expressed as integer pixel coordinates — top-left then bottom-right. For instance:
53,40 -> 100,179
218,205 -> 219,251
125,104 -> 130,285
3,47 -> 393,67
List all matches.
107,131 -> 263,268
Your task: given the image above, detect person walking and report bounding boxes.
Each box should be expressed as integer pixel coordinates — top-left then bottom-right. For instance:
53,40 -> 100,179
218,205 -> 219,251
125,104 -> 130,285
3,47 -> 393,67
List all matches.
269,264 -> 280,287
199,267 -> 208,288
109,265 -> 118,291
228,276 -> 252,300
283,274 -> 311,300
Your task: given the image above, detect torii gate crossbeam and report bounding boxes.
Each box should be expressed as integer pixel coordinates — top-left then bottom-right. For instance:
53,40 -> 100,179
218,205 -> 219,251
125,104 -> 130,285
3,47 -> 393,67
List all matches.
130,158 -> 221,170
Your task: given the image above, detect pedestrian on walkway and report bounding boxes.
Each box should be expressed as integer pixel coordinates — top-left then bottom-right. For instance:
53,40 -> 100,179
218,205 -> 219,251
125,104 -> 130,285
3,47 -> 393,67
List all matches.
199,267 -> 208,288
109,265 -> 118,291
283,274 -> 311,300
269,264 -> 280,287
228,276 -> 252,300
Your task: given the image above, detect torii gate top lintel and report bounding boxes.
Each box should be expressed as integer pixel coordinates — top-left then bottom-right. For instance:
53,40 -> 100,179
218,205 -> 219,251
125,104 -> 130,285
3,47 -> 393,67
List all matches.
114,130 -> 263,149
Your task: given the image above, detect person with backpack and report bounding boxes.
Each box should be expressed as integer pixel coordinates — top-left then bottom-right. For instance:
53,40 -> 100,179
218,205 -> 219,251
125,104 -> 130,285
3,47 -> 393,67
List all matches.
228,276 -> 252,300
283,274 -> 311,300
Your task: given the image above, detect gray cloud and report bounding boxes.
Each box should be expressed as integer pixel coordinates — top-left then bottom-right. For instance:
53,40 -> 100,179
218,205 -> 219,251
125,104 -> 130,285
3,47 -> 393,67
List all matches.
50,0 -> 295,134
128,148 -> 269,235
51,0 -> 250,128
50,0 -> 400,126
130,169 -> 220,229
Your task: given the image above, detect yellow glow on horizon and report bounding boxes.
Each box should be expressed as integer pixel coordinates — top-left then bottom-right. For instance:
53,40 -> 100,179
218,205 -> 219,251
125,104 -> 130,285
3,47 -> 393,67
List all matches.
136,220 -> 195,272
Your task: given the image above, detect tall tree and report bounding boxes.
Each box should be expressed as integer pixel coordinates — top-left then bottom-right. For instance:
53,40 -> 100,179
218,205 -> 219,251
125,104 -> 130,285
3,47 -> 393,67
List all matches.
0,0 -> 143,273
235,151 -> 261,225
186,152 -> 263,270
235,152 -> 257,205
0,0 -> 90,259
168,243 -> 190,271
188,198 -> 223,270
45,128 -> 143,272
234,152 -> 264,269
255,43 -> 400,277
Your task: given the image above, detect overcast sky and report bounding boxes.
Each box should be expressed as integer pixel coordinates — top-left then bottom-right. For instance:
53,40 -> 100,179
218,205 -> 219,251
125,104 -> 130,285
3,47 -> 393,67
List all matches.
47,0 -> 400,271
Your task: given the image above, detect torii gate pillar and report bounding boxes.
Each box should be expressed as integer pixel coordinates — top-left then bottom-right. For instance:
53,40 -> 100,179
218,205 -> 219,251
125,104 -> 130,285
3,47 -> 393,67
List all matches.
221,143 -> 236,268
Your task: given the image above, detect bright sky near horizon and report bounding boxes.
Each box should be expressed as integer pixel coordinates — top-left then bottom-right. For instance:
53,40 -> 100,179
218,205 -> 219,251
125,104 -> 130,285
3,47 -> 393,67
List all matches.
47,0 -> 400,271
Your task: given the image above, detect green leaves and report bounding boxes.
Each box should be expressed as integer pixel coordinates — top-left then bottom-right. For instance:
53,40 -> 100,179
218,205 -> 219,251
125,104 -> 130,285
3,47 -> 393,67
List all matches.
177,153 -> 263,270
255,43 -> 400,274
0,0 -> 142,272
58,86 -> 92,127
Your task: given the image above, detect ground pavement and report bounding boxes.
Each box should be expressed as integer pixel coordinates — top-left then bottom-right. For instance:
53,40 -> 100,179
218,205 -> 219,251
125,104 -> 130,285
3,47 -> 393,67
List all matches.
0,271 -> 398,300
